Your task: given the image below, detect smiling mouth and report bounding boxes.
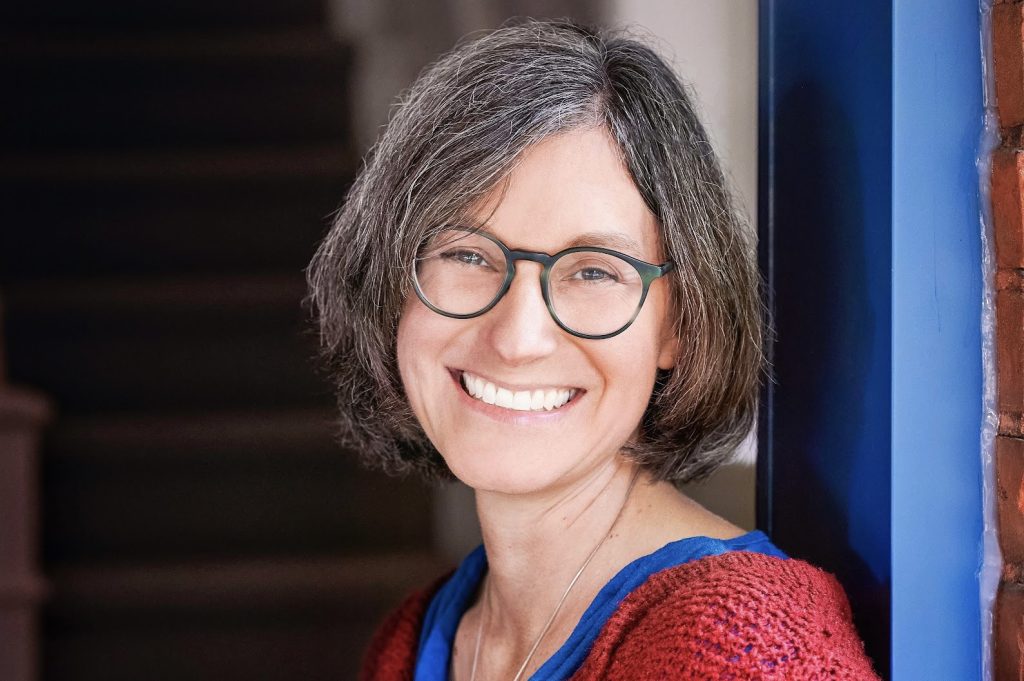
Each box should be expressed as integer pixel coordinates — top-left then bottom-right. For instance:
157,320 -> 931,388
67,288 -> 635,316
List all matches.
457,370 -> 580,412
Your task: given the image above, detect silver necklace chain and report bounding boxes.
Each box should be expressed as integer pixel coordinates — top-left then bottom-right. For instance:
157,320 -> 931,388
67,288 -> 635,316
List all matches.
467,470 -> 640,681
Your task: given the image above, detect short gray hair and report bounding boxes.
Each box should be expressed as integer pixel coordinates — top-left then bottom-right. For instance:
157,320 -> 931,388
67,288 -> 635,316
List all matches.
306,18 -> 763,484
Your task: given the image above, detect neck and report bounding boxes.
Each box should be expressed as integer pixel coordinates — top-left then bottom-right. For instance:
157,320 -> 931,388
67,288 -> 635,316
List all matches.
464,462 -> 747,680
473,458 -> 640,653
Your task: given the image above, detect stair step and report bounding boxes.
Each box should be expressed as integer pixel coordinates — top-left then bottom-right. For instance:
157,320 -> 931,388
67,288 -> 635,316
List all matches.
46,408 -> 341,464
4,274 -> 331,413
0,147 -> 351,280
44,553 -> 446,681
0,145 -> 353,182
48,552 -> 445,614
4,273 -> 307,318
4,27 -> 348,59
43,461 -> 432,563
0,0 -> 327,36
46,619 -> 368,681
42,408 -> 433,563
4,29 -> 353,152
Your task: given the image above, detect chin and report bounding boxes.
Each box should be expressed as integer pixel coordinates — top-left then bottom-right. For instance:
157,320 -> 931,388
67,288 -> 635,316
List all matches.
440,444 -> 567,496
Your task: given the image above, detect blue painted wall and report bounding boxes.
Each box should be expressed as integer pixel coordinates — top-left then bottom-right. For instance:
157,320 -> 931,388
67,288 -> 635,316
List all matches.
760,1 -> 984,678
891,1 -> 983,679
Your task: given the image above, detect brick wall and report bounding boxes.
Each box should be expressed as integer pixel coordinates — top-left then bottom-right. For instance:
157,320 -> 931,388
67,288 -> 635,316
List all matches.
992,3 -> 1024,679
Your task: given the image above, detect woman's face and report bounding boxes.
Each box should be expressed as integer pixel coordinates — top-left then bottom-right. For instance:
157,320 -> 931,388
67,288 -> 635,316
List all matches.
397,127 -> 677,495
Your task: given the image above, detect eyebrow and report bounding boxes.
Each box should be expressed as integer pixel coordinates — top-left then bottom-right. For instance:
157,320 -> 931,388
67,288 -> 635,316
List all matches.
461,223 -> 651,260
562,231 -> 647,258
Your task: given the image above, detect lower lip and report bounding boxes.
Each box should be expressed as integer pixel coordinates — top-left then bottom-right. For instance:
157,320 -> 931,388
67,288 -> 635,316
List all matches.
449,369 -> 584,425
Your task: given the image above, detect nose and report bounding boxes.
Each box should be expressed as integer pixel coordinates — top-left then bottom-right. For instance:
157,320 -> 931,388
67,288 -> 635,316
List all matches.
481,261 -> 560,365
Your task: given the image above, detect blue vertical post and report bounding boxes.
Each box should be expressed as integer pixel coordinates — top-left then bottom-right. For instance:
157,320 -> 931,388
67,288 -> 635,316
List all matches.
759,1 -> 893,675
891,1 -> 983,679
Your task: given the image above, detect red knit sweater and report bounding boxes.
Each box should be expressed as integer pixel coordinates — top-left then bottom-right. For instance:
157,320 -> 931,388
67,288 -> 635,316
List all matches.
359,551 -> 881,680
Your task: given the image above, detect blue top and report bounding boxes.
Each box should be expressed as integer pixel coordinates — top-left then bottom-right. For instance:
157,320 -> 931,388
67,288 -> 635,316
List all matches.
413,529 -> 787,680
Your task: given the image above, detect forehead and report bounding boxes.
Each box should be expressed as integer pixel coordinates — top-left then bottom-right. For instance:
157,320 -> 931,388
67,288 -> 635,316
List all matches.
469,127 -> 662,260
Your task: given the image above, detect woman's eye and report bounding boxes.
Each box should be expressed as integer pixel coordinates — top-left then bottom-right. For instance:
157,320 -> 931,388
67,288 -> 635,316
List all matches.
441,249 -> 489,267
573,267 -> 618,282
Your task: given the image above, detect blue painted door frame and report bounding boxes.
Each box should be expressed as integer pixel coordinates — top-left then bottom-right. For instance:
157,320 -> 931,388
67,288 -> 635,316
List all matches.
758,1 -> 984,679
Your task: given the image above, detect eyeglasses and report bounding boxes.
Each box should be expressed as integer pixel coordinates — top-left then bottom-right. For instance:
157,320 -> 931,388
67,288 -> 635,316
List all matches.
411,227 -> 674,339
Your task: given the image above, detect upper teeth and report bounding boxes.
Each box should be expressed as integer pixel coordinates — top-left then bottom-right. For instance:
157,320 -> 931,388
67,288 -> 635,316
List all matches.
461,371 -> 576,412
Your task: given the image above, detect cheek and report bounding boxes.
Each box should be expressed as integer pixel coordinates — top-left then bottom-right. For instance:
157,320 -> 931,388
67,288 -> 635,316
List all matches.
396,303 -> 434,414
598,308 -> 669,414
396,304 -> 415,383
641,285 -> 678,370
396,300 -> 464,445
607,352 -> 658,414
593,336 -> 658,411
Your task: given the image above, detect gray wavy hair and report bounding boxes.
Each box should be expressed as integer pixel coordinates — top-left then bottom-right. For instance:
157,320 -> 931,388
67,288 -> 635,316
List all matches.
306,18 -> 763,484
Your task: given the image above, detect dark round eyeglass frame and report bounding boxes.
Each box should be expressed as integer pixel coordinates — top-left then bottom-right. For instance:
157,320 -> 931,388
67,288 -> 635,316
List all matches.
411,227 -> 675,340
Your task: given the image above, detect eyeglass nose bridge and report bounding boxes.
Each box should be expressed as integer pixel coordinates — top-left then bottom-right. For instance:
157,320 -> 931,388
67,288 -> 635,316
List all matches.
495,247 -> 558,312
505,248 -> 557,268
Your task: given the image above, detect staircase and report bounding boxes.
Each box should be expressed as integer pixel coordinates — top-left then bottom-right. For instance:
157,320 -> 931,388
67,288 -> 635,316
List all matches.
0,3 -> 440,679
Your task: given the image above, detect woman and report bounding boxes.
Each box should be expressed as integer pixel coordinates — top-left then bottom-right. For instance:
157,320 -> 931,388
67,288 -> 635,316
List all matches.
307,19 -> 880,680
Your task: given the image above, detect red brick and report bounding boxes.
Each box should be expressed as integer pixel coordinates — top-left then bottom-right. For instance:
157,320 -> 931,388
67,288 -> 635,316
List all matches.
1004,412 -> 1024,439
993,150 -> 1024,269
996,582 -> 1024,681
999,272 -> 1024,420
995,2 -> 1024,129
998,437 -> 1024,564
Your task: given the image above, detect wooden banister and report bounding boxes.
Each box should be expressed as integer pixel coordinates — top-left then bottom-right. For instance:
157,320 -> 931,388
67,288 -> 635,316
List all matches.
0,293 -> 50,681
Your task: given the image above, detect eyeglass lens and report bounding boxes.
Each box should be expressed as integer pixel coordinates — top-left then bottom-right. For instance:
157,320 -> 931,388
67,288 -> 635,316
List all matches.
414,229 -> 645,337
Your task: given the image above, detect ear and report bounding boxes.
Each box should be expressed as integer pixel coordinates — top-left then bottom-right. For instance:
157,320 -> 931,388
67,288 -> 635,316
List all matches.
656,328 -> 679,371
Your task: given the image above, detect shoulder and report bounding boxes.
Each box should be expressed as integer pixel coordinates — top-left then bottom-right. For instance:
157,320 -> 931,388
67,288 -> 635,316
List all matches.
358,572 -> 451,681
575,551 -> 881,680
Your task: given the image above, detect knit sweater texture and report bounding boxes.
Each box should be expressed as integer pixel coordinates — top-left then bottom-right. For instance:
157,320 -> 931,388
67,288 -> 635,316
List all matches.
359,551 -> 880,680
